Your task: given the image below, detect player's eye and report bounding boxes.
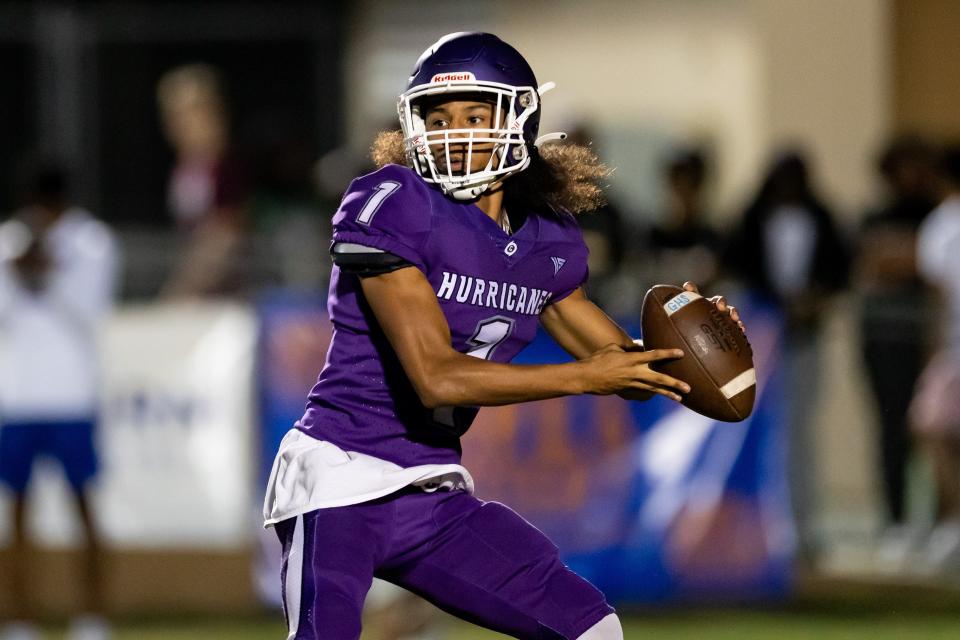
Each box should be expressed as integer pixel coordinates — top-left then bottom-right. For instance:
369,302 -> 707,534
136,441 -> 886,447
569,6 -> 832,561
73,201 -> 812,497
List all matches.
428,117 -> 448,129
467,115 -> 487,126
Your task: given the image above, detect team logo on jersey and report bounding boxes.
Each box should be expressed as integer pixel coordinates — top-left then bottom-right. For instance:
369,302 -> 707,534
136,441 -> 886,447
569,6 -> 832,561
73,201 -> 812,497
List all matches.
430,72 -> 476,83
551,256 -> 566,276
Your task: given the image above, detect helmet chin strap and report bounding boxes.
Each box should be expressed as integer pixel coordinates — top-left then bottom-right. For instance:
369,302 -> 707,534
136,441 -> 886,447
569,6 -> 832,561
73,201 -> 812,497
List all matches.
449,145 -> 528,200
446,150 -> 515,201
450,183 -> 490,200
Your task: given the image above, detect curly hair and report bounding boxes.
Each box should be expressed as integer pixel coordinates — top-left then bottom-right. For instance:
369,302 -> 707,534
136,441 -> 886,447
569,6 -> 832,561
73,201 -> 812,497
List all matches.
369,130 -> 610,215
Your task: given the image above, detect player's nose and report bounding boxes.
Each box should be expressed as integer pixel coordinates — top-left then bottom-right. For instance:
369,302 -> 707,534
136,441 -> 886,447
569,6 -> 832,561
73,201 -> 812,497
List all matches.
448,122 -> 473,137
446,127 -> 474,150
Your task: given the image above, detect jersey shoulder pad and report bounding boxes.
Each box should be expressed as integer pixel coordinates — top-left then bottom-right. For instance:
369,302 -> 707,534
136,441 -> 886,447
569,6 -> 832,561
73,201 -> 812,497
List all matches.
332,164 -> 434,270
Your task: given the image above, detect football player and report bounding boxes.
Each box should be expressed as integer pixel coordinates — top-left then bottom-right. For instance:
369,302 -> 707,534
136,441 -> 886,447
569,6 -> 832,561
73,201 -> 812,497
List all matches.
263,32 -> 739,639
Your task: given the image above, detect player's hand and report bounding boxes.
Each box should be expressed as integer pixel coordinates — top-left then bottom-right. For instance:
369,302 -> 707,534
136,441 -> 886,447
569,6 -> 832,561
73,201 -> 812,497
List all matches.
579,343 -> 690,401
683,281 -> 746,335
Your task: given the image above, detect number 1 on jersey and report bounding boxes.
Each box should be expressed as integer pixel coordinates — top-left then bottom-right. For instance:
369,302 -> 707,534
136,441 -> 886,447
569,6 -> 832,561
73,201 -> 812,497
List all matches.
466,316 -> 514,360
356,181 -> 401,225
431,316 -> 514,431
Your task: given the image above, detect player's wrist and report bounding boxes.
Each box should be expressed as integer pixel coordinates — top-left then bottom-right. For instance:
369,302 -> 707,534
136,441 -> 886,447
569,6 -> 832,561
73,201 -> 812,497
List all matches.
567,361 -> 592,395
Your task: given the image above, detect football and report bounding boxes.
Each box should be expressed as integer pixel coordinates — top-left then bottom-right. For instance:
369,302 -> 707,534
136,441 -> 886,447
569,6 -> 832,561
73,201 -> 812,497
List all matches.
641,284 -> 755,422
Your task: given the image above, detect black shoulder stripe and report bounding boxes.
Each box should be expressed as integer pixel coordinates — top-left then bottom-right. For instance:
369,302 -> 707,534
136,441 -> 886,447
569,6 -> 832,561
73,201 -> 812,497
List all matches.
331,242 -> 412,276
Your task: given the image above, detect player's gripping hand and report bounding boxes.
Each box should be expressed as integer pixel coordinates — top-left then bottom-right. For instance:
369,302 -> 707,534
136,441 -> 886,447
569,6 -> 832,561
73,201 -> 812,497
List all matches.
682,281 -> 746,335
578,343 -> 690,401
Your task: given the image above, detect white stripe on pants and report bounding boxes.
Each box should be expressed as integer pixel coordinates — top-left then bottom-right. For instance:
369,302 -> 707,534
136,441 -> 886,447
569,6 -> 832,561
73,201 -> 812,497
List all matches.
285,515 -> 305,640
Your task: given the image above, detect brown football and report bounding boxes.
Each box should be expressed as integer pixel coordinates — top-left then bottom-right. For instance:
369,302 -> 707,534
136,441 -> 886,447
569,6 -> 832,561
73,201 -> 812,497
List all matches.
641,284 -> 755,422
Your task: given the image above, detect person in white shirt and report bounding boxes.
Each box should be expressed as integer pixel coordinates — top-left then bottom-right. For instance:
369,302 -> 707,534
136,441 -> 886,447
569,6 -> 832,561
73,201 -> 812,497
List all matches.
0,164 -> 118,640
723,151 -> 850,567
911,145 -> 960,574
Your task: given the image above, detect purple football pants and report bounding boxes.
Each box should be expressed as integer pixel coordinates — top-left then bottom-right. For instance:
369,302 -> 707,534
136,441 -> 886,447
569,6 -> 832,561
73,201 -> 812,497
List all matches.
275,488 -> 614,639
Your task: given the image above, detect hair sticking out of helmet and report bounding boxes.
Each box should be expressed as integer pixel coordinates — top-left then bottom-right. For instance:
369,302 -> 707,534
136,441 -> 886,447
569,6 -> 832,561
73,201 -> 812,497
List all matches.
397,32 -> 563,201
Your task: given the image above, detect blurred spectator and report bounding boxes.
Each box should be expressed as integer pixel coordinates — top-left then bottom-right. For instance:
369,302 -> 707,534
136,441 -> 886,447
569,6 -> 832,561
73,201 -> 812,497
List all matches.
855,136 -> 938,537
910,144 -> 960,574
0,162 -> 119,640
156,63 -> 249,298
724,150 -> 849,566
313,117 -> 397,202
647,147 -> 721,288
565,125 -> 631,315
242,110 -> 329,292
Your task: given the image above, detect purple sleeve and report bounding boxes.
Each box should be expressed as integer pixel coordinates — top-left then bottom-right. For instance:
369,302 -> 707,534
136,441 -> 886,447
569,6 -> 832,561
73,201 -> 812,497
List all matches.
549,264 -> 589,304
331,165 -> 432,272
545,212 -> 590,306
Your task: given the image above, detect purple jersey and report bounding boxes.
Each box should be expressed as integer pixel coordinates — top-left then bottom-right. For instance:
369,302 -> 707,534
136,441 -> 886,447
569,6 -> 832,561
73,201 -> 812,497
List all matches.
298,164 -> 588,467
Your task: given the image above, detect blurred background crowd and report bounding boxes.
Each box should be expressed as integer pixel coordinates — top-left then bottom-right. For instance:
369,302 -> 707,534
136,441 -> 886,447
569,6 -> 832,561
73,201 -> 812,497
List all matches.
3,1 -> 960,639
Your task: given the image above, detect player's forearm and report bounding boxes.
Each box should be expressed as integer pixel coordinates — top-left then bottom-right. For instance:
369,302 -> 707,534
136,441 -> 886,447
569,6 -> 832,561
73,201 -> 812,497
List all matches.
412,353 -> 587,408
540,290 -> 635,359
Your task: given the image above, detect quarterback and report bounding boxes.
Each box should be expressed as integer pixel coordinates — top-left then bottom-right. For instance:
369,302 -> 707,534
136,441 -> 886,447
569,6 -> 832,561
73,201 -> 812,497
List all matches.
264,32 -> 738,639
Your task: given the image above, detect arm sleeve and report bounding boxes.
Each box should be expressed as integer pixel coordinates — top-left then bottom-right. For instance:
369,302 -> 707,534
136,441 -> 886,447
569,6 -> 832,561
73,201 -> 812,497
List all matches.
917,211 -> 956,286
331,166 -> 433,272
0,222 -> 26,322
545,215 -> 590,306
550,262 -> 589,305
45,221 -> 119,330
331,242 -> 413,275
0,265 -> 19,324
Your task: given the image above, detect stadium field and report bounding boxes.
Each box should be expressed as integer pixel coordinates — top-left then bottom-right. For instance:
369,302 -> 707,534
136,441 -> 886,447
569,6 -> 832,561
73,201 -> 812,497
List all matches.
29,607 -> 960,639
23,578 -> 960,639
40,609 -> 957,640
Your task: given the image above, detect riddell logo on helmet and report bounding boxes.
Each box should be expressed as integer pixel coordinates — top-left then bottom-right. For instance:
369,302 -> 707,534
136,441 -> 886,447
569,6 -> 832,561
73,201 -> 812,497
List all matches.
431,72 -> 476,83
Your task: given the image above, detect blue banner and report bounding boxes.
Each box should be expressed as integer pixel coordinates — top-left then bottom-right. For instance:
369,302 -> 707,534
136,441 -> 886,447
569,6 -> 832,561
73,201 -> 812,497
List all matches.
256,293 -> 793,604
256,290 -> 332,485
461,299 -> 793,603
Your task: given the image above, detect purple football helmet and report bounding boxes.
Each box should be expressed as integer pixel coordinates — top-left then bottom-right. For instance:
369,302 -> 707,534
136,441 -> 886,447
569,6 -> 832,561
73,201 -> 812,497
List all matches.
398,32 -> 558,200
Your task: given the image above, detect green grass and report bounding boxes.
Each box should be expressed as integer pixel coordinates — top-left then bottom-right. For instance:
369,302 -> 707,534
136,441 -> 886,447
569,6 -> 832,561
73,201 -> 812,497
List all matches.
25,609 -> 959,640
444,610 -> 960,640
28,581 -> 960,639
626,611 -> 960,640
